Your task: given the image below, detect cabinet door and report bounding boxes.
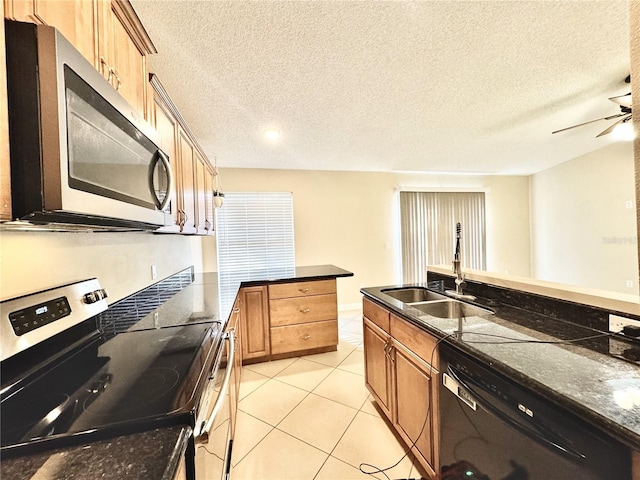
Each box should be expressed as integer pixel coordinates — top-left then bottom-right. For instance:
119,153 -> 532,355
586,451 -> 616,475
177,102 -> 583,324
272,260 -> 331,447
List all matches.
177,127 -> 197,234
393,343 -> 437,477
193,151 -> 207,235
96,0 -> 154,119
240,286 -> 270,361
203,166 -> 215,235
363,317 -> 392,419
5,0 -> 98,65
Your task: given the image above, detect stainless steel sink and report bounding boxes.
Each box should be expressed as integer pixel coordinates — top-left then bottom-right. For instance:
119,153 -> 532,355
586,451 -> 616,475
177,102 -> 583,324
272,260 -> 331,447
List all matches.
381,287 -> 448,303
410,300 -> 494,319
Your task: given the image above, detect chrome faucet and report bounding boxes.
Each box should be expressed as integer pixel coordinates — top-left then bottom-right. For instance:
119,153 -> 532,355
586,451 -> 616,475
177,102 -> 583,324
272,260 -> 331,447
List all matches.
446,222 -> 476,301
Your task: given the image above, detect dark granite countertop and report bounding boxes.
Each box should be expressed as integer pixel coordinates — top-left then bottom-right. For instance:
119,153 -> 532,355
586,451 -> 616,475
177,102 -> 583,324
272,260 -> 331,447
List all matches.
0,426 -> 191,480
361,283 -> 640,451
2,265 -> 353,479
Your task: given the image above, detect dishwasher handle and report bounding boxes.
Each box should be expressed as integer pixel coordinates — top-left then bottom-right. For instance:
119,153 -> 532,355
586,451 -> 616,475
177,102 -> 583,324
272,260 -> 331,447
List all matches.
445,364 -> 586,461
194,330 -> 235,444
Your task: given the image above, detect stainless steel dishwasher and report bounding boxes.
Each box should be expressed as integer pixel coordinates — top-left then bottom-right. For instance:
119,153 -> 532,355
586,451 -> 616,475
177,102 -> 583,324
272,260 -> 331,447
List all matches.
439,344 -> 631,480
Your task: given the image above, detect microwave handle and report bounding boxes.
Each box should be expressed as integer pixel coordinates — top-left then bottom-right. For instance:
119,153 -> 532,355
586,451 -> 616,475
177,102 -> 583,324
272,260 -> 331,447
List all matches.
151,150 -> 173,211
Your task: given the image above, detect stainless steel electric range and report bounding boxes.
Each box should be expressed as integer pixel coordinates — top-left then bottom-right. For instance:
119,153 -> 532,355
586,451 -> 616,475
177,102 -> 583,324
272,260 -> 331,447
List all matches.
0,272 -> 233,480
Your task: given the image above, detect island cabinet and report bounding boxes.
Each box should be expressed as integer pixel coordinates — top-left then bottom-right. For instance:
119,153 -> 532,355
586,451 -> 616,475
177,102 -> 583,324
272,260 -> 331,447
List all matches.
269,279 -> 338,357
149,74 -> 215,235
363,297 -> 440,478
238,279 -> 340,364
4,0 -> 156,120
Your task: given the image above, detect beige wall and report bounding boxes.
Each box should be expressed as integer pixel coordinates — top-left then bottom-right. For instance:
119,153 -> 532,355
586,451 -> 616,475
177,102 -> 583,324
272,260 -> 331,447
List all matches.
205,169 -> 531,307
0,231 -> 204,302
530,142 -> 638,294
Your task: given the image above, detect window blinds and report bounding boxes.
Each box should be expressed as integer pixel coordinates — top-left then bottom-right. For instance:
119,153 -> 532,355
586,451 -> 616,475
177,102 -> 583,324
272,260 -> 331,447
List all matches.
215,192 -> 295,312
399,191 -> 486,284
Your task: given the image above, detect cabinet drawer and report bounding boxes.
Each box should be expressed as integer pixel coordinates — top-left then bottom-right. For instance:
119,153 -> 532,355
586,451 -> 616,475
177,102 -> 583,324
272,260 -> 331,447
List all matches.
270,320 -> 338,355
390,314 -> 439,370
270,294 -> 337,327
269,279 -> 336,299
363,297 -> 390,333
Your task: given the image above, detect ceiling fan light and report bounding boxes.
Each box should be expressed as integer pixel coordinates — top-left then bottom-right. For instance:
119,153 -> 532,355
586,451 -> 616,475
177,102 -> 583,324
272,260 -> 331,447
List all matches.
610,121 -> 636,141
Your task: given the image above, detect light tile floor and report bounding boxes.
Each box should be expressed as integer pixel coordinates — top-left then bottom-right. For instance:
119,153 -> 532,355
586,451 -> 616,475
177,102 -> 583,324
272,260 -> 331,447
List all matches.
229,309 -> 426,480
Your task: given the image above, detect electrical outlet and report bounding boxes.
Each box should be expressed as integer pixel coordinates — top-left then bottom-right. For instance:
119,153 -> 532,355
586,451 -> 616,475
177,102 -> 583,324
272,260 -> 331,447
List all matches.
627,280 -> 634,288
151,265 -> 157,280
609,314 -> 640,333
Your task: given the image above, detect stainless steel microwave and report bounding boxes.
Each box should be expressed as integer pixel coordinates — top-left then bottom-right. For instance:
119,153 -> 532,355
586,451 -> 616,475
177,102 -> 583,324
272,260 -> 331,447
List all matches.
4,21 -> 173,230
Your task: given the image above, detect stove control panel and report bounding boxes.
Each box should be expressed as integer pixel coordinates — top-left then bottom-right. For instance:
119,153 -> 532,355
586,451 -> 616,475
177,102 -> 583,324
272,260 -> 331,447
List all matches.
0,278 -> 108,362
9,296 -> 72,336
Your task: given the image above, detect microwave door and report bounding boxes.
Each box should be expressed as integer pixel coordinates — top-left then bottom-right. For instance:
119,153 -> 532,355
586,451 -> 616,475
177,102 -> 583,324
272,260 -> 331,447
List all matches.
61,66 -> 171,227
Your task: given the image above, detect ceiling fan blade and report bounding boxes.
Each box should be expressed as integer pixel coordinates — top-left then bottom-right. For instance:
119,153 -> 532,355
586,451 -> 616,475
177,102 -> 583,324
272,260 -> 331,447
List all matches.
609,93 -> 632,108
552,113 -> 628,134
595,114 -> 632,137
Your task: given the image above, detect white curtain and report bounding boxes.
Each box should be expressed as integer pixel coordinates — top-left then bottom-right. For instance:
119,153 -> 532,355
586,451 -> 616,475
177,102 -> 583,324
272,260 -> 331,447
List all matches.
400,191 -> 486,284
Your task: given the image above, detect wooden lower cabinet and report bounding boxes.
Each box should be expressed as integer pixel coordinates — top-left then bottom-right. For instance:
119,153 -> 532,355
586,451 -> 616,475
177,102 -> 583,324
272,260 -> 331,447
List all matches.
362,297 -> 439,478
239,279 -> 340,364
271,319 -> 337,355
363,317 -> 393,418
393,342 -> 438,477
239,286 -> 270,362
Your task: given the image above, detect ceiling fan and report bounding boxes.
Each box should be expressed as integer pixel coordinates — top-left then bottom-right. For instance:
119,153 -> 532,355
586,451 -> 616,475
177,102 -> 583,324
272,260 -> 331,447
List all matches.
552,75 -> 633,138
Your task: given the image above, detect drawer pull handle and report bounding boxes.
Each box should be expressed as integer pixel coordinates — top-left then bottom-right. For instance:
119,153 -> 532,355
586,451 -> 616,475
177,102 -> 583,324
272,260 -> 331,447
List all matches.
299,288 -> 310,293
300,308 -> 310,313
302,334 -> 311,340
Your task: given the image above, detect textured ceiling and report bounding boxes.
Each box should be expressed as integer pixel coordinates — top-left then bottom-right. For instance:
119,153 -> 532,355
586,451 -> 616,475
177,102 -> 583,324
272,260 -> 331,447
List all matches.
131,0 -> 631,175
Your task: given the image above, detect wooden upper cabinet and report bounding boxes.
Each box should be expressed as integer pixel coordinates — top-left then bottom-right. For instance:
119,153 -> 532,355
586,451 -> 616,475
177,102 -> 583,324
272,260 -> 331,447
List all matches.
203,166 -> 215,235
193,151 -> 208,235
177,127 -> 197,234
97,0 -> 155,119
149,75 -> 217,236
5,0 -> 155,120
5,0 -> 98,65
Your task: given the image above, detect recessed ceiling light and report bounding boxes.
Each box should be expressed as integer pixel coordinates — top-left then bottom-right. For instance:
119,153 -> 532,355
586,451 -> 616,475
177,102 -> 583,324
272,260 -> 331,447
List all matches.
263,128 -> 281,141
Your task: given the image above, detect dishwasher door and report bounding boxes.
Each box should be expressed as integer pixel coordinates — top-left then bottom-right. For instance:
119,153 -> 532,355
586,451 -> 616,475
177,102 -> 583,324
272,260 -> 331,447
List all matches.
439,346 -> 630,480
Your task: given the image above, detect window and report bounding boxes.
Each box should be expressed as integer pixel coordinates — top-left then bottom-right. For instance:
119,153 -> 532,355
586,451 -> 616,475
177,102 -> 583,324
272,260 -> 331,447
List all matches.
399,191 -> 486,284
215,192 -> 295,312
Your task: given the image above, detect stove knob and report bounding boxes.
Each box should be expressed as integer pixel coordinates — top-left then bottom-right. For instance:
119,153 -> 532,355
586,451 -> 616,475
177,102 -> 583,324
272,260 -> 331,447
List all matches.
84,291 -> 98,304
84,289 -> 108,304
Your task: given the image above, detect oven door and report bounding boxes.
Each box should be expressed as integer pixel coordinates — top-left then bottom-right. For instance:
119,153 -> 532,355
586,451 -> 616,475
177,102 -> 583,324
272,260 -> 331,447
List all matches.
194,330 -> 236,480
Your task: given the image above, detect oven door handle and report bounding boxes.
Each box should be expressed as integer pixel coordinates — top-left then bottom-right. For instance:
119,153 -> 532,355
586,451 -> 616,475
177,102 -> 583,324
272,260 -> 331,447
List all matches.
445,365 -> 587,461
194,329 -> 235,445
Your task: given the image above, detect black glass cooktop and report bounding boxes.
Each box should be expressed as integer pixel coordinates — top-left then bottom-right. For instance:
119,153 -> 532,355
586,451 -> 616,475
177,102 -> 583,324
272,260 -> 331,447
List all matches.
0,321 -> 221,456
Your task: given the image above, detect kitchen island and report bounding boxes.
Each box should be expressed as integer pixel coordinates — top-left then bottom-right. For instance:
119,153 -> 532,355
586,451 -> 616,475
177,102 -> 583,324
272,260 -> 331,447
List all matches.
361,271 -> 640,478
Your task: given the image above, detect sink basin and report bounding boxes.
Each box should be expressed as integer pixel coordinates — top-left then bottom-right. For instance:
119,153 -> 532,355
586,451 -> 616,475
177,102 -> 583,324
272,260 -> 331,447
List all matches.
411,300 -> 494,319
381,287 -> 448,303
